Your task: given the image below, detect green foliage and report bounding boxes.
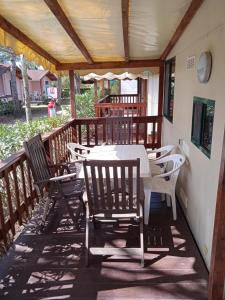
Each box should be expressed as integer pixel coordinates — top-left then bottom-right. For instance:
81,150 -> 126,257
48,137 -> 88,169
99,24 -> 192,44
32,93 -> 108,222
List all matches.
0,99 -> 14,115
0,115 -> 69,161
76,89 -> 95,118
0,78 -> 96,161
62,88 -> 95,118
110,80 -> 120,94
61,76 -> 70,99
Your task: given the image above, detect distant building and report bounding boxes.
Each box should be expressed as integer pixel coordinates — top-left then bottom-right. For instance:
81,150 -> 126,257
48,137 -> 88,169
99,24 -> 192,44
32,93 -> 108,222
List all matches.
27,70 -> 57,99
0,65 -> 57,102
0,63 -> 24,100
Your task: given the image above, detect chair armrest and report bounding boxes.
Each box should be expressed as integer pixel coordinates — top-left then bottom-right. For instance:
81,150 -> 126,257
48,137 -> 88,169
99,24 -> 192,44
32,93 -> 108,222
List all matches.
36,172 -> 77,185
49,172 -> 77,181
67,143 -> 92,151
69,149 -> 88,159
49,163 -> 72,175
146,148 -> 160,154
154,166 -> 180,178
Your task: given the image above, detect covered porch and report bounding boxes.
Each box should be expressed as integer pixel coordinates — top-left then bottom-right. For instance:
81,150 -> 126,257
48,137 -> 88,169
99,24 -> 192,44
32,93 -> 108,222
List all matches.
0,116 -> 208,300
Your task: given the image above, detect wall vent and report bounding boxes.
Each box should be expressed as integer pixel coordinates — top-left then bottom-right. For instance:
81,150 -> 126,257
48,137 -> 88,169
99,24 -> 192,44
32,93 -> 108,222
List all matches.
186,55 -> 195,70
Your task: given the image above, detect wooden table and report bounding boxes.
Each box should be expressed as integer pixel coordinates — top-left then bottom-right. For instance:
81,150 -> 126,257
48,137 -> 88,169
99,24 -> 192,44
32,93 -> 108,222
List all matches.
79,145 -> 151,224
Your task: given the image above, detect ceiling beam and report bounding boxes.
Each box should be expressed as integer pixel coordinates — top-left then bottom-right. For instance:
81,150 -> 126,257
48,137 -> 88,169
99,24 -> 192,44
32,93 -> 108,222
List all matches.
56,59 -> 161,71
160,0 -> 204,60
0,15 -> 59,65
121,0 -> 129,62
44,0 -> 93,64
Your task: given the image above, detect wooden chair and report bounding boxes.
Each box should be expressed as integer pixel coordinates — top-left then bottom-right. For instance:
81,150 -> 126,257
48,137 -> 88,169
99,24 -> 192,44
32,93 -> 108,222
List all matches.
106,117 -> 133,144
24,134 -> 84,226
83,158 -> 144,267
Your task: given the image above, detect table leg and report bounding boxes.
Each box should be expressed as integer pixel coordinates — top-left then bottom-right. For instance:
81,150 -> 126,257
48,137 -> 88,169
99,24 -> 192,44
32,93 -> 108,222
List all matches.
144,188 -> 151,225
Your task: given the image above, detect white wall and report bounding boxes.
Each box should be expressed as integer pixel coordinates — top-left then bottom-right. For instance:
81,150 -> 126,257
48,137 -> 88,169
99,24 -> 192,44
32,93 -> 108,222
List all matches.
147,74 -> 159,134
147,74 -> 159,116
162,0 -> 225,269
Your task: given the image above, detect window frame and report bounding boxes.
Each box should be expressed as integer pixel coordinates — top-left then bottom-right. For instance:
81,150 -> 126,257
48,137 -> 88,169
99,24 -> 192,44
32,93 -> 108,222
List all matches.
163,57 -> 176,122
191,97 -> 215,158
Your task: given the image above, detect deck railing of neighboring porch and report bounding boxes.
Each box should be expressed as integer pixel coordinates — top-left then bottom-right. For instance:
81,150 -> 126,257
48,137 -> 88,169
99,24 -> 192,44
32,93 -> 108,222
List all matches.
0,115 -> 162,249
95,94 -> 146,117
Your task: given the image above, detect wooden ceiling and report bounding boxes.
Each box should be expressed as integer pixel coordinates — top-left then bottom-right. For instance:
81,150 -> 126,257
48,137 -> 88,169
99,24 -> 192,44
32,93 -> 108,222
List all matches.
0,0 -> 204,71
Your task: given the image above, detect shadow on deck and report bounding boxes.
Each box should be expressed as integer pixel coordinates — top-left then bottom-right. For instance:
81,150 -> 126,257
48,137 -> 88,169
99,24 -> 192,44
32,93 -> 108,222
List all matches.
0,193 -> 208,300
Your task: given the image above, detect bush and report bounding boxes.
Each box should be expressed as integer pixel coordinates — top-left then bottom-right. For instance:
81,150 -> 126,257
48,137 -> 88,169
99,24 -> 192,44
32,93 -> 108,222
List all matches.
0,98 -> 14,115
62,88 -> 95,118
0,115 -> 69,161
76,89 -> 95,118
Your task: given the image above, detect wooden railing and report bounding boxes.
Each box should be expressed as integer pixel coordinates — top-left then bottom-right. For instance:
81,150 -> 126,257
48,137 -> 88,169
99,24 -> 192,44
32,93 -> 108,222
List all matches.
95,103 -> 146,117
0,116 -> 162,249
108,94 -> 141,103
95,94 -> 146,117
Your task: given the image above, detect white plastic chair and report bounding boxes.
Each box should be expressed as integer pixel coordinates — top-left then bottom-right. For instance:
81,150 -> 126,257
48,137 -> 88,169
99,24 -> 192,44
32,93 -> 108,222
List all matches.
147,145 -> 175,176
144,154 -> 185,223
67,143 -> 91,162
147,145 -> 175,161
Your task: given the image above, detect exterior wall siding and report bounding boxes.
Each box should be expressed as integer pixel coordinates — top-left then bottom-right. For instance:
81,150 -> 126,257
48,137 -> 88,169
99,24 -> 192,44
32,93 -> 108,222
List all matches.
162,0 -> 225,269
0,75 -> 4,97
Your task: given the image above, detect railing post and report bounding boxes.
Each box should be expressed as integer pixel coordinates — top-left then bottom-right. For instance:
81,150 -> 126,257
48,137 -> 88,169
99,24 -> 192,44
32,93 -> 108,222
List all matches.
107,80 -> 110,94
94,79 -> 98,102
143,79 -> 147,116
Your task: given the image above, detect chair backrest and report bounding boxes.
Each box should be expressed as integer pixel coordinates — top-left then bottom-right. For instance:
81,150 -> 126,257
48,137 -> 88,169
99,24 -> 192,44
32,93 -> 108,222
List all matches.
156,154 -> 185,184
106,117 -> 133,145
24,134 -> 51,188
83,159 -> 141,216
67,143 -> 91,161
148,145 -> 175,160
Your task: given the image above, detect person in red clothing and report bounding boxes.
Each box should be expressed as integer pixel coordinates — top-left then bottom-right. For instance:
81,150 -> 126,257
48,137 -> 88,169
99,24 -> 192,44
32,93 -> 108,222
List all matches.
48,99 -> 56,117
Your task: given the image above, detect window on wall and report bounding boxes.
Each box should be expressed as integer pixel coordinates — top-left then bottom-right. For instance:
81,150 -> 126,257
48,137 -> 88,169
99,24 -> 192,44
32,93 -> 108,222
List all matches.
191,96 -> 215,158
164,57 -> 176,122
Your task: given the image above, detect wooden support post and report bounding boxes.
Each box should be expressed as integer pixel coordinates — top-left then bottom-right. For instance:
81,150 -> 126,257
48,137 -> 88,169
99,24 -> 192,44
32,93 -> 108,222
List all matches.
94,79 -> 98,103
118,79 -> 121,94
69,70 -> 76,118
158,62 -> 165,116
208,128 -> 225,300
143,79 -> 148,116
99,79 -> 104,97
108,80 -> 110,94
143,79 -> 147,102
137,78 -> 142,101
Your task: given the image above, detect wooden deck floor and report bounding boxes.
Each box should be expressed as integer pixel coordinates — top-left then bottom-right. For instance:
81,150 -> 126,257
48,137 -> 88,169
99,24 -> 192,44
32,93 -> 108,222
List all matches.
0,193 -> 208,300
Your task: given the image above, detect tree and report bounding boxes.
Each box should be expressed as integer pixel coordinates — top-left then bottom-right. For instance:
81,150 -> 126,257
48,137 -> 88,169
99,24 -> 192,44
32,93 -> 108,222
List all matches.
74,73 -> 81,94
20,55 -> 32,122
57,75 -> 62,104
10,51 -> 21,115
